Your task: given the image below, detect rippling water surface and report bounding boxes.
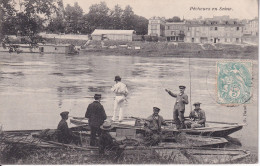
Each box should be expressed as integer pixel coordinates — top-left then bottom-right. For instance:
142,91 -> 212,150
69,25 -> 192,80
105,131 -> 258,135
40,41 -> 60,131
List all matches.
0,52 -> 258,153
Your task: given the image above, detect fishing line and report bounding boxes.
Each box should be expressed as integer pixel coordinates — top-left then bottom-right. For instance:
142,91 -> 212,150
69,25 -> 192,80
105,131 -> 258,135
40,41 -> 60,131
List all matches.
188,54 -> 192,112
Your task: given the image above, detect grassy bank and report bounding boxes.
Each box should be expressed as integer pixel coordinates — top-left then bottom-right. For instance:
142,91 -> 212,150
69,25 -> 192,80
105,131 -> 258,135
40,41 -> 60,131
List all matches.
0,133 -> 257,164
1,142 -> 257,164
44,38 -> 258,59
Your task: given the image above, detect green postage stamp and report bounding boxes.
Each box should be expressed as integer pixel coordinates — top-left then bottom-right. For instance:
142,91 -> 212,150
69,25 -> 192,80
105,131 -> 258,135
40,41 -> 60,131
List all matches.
216,61 -> 253,105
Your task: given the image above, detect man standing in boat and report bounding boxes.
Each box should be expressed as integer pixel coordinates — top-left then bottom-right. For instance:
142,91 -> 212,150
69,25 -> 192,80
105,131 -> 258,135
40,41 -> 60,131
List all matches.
165,86 -> 189,129
185,102 -> 206,128
85,94 -> 107,146
111,76 -> 128,122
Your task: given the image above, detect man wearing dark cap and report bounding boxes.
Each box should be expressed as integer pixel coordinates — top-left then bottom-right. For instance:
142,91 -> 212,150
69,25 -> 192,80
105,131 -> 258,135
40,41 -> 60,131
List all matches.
111,76 -> 128,122
85,94 -> 107,146
57,111 -> 81,145
144,107 -> 167,146
185,102 -> 206,128
165,86 -> 189,129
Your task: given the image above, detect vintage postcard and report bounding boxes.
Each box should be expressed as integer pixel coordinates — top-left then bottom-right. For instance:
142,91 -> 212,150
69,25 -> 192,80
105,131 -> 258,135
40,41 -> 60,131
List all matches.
0,0 -> 258,164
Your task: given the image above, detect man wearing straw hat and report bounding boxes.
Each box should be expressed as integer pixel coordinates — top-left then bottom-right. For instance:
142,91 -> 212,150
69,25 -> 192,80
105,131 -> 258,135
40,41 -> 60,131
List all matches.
185,102 -> 206,128
99,122 -> 126,158
111,75 -> 128,122
165,85 -> 189,129
85,94 -> 107,146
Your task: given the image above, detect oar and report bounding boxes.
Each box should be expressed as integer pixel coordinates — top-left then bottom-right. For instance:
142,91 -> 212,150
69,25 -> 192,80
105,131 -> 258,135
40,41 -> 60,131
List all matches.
70,116 -> 88,120
46,141 -> 98,151
83,96 -> 115,99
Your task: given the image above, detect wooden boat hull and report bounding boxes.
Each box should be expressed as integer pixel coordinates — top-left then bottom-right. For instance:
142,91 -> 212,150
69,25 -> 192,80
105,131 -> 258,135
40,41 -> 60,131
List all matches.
69,117 -> 244,137
2,129 -> 228,149
181,125 -> 243,137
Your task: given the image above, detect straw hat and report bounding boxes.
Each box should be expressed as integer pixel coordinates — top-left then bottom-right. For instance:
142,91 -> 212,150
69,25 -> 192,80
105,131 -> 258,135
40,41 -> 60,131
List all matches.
100,122 -> 114,130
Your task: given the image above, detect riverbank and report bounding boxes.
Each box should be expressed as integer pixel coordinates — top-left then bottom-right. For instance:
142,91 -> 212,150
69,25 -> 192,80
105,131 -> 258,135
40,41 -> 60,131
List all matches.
45,38 -> 258,59
0,139 -> 257,164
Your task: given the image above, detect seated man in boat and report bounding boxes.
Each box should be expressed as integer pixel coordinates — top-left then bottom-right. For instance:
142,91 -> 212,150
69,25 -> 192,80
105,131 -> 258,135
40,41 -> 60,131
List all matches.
57,111 -> 81,145
185,102 -> 206,128
144,107 -> 167,146
99,122 -> 126,159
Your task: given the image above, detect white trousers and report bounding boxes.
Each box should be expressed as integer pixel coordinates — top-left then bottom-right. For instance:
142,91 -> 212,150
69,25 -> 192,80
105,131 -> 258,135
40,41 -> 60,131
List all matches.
112,96 -> 126,121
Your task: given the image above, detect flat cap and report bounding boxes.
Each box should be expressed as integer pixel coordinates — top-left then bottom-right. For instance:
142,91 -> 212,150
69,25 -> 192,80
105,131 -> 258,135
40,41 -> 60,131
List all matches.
179,85 -> 186,89
94,94 -> 102,98
60,111 -> 69,117
153,107 -> 160,112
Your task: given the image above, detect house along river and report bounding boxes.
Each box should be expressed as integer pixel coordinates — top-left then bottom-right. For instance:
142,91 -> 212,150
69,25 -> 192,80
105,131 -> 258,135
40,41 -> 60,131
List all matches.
0,52 -> 258,154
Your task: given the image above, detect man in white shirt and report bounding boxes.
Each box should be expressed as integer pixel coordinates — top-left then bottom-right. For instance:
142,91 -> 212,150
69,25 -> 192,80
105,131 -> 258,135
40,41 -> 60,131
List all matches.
111,76 -> 128,122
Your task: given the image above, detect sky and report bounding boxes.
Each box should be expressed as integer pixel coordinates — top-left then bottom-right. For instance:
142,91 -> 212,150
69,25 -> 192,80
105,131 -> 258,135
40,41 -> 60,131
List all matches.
63,0 -> 258,20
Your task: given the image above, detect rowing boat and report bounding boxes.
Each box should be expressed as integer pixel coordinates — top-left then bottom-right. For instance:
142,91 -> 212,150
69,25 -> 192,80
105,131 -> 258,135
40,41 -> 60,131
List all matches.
2,128 -> 228,149
70,116 -> 245,137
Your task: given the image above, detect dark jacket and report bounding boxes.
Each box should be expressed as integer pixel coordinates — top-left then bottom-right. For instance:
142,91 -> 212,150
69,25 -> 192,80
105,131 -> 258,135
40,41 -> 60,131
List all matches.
57,119 -> 74,143
168,91 -> 189,112
85,101 -> 107,127
189,109 -> 206,125
146,114 -> 166,132
99,131 -> 119,153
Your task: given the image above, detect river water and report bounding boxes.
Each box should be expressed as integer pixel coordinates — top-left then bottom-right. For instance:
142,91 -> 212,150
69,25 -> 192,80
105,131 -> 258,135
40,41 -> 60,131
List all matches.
0,52 -> 258,153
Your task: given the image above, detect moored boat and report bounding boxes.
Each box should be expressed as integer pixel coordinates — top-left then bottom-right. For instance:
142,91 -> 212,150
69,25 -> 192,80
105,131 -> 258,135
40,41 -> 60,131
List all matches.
2,128 -> 228,149
0,43 -> 79,54
70,116 -> 245,137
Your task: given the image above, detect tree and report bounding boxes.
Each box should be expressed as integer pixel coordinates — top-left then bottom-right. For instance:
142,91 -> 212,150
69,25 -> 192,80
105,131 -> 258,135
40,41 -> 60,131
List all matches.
0,0 -> 59,36
64,2 -> 84,33
133,15 -> 148,35
0,0 -> 17,37
46,17 -> 65,33
15,12 -> 44,35
121,5 -> 135,30
166,16 -> 182,22
83,2 -> 111,33
22,0 -> 58,20
110,5 -> 123,29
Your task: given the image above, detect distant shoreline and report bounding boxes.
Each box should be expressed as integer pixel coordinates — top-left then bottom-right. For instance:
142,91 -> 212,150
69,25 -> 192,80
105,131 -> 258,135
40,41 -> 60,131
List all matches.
43,37 -> 258,60
79,47 -> 258,60
1,37 -> 257,60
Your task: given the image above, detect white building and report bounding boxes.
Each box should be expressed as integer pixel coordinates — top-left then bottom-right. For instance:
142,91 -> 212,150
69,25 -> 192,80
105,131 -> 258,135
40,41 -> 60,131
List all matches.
91,29 -> 136,41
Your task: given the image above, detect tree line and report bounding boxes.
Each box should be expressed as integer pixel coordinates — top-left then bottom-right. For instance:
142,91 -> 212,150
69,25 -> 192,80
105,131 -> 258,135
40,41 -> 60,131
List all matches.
0,0 -> 149,37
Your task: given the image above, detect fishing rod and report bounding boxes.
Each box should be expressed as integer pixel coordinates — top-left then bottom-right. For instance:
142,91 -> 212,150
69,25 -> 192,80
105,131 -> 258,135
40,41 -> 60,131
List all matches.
188,54 -> 192,112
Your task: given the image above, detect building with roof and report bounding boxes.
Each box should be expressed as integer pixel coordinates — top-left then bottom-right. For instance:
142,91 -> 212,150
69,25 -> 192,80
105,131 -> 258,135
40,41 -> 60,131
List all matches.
148,17 -> 166,37
148,17 -> 185,41
147,16 -> 245,43
243,18 -> 258,36
91,29 -> 136,41
185,20 -> 244,43
165,22 -> 185,41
